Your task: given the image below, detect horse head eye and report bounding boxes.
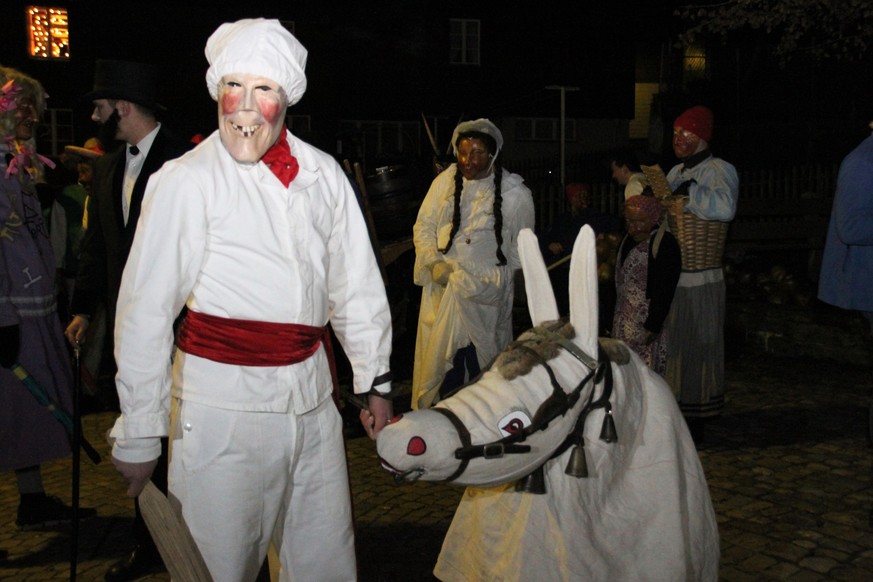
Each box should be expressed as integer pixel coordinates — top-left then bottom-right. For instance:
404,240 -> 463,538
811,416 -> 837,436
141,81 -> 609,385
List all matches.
406,436 -> 427,456
502,418 -> 525,434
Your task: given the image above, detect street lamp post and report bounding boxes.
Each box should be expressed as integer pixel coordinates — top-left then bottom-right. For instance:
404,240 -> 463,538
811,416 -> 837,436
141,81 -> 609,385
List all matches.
546,85 -> 579,190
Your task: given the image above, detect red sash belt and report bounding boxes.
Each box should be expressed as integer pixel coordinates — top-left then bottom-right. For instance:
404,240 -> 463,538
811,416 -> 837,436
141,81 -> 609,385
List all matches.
176,310 -> 342,407
177,310 -> 330,367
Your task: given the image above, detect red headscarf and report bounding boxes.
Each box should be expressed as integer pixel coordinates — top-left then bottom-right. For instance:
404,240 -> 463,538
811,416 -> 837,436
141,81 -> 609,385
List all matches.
625,194 -> 662,225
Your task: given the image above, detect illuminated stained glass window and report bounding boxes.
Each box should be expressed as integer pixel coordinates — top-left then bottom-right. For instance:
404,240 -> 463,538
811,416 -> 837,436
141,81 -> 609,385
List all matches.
28,6 -> 70,60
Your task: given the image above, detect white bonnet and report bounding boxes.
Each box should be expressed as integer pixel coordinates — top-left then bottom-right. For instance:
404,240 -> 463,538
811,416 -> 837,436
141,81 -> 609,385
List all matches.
205,18 -> 308,106
451,118 -> 504,157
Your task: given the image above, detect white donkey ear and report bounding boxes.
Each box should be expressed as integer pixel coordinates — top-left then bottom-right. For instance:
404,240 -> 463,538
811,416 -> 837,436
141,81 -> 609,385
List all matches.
568,225 -> 599,357
518,228 -> 559,326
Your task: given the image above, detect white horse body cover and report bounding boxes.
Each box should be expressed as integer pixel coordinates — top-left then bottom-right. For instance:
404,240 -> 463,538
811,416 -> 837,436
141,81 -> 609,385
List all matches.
376,226 -> 719,581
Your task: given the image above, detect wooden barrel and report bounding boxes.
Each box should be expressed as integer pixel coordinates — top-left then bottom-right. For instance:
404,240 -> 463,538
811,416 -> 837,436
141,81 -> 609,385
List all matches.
366,165 -> 418,241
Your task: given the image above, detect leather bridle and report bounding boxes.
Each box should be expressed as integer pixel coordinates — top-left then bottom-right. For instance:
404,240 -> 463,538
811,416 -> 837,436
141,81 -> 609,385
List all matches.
395,326 -> 609,484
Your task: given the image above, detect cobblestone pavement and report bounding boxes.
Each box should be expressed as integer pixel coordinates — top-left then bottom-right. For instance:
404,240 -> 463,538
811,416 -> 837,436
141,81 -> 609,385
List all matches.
1,342 -> 872,581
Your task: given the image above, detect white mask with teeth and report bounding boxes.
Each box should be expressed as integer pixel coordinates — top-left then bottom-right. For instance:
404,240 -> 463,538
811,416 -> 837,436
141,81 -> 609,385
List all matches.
217,73 -> 287,164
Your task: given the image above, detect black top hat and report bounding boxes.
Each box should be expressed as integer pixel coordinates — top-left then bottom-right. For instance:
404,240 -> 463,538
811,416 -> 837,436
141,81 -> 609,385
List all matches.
84,60 -> 166,111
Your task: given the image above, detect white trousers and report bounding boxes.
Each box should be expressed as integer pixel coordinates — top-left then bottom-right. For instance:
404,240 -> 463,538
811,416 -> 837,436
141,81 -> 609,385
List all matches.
169,397 -> 356,581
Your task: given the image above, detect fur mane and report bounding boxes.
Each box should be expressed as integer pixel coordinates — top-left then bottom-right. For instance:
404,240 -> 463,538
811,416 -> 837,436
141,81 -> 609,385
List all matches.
493,319 -> 575,380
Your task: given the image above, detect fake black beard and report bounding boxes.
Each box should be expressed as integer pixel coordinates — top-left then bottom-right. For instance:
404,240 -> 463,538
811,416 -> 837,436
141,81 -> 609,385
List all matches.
97,109 -> 124,151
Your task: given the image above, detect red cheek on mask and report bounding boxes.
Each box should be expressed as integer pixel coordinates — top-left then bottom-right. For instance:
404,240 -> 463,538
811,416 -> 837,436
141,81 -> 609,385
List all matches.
260,100 -> 282,125
220,93 -> 240,116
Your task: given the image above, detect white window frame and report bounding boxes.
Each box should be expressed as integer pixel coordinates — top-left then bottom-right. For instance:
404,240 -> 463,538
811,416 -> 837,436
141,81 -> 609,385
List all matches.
338,119 -> 422,165
449,19 -> 480,65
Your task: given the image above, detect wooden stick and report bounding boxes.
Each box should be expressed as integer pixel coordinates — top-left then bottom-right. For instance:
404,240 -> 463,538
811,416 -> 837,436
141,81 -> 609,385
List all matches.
421,112 -> 439,156
352,162 -> 389,285
547,254 -> 572,271
139,481 -> 213,582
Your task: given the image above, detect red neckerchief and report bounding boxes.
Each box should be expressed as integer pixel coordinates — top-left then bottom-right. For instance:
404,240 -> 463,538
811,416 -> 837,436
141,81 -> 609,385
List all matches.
261,128 -> 299,187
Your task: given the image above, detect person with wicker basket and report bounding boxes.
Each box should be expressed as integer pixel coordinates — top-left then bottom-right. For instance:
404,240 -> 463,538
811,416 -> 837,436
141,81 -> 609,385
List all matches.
662,105 -> 739,444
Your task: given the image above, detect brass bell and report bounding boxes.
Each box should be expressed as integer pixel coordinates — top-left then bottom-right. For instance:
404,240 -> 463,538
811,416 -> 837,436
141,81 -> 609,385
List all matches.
515,466 -> 547,494
599,408 -> 618,443
564,444 -> 589,478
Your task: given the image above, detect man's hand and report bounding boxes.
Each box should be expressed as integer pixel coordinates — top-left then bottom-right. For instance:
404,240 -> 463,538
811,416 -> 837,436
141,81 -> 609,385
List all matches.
65,315 -> 90,348
431,261 -> 452,286
359,393 -> 394,440
111,456 -> 159,497
672,178 -> 696,198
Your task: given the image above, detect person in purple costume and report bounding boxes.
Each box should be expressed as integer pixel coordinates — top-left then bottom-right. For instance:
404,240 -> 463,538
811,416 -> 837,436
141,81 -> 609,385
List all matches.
0,65 -> 96,530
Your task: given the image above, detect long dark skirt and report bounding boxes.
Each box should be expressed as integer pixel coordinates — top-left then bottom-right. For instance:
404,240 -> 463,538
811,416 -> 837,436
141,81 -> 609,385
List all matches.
665,268 -> 725,418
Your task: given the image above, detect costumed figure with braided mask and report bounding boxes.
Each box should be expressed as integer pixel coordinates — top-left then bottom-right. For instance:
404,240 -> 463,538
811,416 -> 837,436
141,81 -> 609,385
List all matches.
412,118 -> 535,410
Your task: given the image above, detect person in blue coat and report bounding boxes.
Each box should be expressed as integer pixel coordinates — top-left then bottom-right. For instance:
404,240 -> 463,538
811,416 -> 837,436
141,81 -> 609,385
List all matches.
818,127 -> 873,333
819,123 -> 873,532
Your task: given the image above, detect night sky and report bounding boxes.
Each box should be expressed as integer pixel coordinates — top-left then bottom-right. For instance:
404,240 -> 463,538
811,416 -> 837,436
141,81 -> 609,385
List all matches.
3,1 -> 872,166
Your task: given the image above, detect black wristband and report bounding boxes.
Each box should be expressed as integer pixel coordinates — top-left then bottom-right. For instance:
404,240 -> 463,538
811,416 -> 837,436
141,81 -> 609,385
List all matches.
371,371 -> 393,388
367,371 -> 396,399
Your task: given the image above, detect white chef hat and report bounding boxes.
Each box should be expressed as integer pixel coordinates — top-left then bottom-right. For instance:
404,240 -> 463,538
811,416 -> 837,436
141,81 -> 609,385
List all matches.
451,118 -> 504,158
205,18 -> 308,106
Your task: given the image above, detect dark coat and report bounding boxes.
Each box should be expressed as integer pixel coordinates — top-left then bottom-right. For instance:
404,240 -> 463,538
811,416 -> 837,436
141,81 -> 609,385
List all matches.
617,226 -> 682,334
539,207 -> 622,262
71,126 -> 190,321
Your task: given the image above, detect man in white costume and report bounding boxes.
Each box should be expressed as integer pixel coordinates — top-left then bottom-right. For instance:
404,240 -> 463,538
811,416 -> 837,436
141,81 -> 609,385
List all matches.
108,18 -> 394,581
411,119 -> 535,409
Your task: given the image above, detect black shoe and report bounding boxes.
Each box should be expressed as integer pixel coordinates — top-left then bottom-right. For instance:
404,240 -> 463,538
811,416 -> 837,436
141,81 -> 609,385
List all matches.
685,417 -> 705,445
16,494 -> 97,530
104,544 -> 165,582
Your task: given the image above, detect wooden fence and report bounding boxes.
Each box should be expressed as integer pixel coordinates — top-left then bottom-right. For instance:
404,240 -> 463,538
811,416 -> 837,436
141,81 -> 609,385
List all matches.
518,160 -> 839,280
521,159 -> 839,237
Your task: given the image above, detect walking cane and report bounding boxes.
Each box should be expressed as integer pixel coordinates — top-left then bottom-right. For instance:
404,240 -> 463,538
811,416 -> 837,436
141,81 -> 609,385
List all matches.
69,345 -> 82,582
10,363 -> 101,464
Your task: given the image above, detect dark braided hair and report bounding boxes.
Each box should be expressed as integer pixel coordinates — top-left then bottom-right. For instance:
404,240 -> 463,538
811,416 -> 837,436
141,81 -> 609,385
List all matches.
439,131 -> 507,265
493,164 -> 506,265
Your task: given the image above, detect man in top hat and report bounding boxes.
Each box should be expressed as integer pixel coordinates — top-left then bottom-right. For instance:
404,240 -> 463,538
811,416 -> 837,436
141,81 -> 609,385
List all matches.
64,59 -> 190,581
663,105 -> 739,444
105,19 -> 393,580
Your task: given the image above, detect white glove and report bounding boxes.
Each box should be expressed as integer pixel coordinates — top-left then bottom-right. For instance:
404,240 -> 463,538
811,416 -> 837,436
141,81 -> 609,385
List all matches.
431,261 -> 452,285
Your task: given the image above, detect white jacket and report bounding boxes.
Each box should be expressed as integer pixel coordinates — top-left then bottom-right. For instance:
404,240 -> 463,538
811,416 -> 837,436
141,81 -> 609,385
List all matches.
111,130 -> 392,462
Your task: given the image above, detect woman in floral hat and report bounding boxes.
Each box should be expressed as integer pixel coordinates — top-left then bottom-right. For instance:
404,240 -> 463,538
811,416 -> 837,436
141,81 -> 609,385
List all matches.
0,65 -> 95,530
